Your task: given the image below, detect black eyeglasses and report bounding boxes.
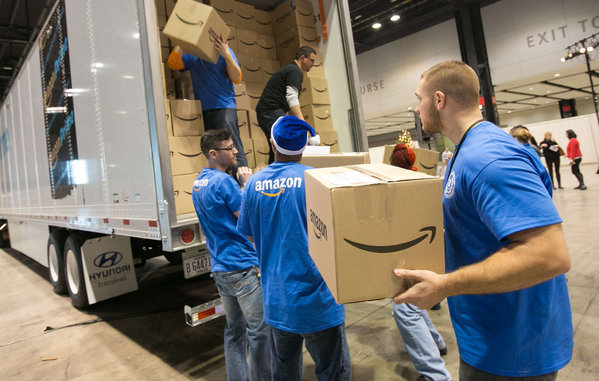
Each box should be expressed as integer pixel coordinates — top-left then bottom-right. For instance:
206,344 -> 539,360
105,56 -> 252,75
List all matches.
213,145 -> 235,151
308,58 -> 315,63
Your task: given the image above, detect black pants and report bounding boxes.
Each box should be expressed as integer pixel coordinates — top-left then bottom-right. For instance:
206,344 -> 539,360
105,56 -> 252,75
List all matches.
256,108 -> 285,164
571,157 -> 584,186
460,358 -> 558,381
544,156 -> 561,187
203,108 -> 248,167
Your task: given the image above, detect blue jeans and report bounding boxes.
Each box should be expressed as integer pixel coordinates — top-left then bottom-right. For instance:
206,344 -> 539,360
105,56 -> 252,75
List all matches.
270,323 -> 351,381
393,302 -> 451,381
256,108 -> 285,164
203,108 -> 248,167
212,266 -> 271,381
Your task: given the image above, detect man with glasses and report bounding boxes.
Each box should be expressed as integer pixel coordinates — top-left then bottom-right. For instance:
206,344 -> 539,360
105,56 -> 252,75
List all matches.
256,46 -> 317,164
192,129 -> 271,381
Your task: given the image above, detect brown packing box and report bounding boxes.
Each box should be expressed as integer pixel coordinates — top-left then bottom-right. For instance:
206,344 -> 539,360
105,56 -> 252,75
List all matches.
170,99 -> 204,136
238,55 -> 262,84
300,77 -> 330,105
155,0 -> 166,17
252,135 -> 270,167
383,145 -> 440,176
276,25 -> 318,64
248,110 -> 262,138
257,35 -> 277,60
163,0 -> 230,64
319,130 -> 339,152
254,9 -> 272,35
236,110 -> 250,140
241,138 -> 256,168
165,0 -> 177,17
164,97 -> 173,136
261,59 -> 280,83
172,173 -> 199,215
301,152 -> 370,168
233,1 -> 255,31
236,29 -> 258,58
245,82 -> 264,110
212,0 -> 236,26
168,137 -> 207,175
302,104 -> 332,131
227,26 -> 238,52
272,0 -> 314,36
234,82 -> 250,110
305,163 -> 445,304
307,62 -> 325,79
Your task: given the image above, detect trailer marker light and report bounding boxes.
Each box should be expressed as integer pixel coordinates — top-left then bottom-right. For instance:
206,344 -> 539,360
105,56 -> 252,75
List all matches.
180,229 -> 195,244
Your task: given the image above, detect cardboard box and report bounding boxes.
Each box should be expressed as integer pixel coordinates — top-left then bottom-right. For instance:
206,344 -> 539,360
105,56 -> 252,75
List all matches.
236,110 -> 250,140
272,0 -> 314,36
236,29 -> 258,57
238,55 -> 262,84
227,26 -> 238,52
305,163 -> 445,304
301,152 -> 370,168
252,135 -> 270,166
276,25 -> 318,64
257,34 -> 277,60
163,0 -> 230,64
164,97 -> 173,136
248,110 -> 261,138
245,82 -> 264,110
233,1 -> 255,31
307,62 -> 325,79
212,0 -> 236,26
302,104 -> 332,131
319,130 -> 338,152
300,77 -> 330,105
168,137 -> 207,175
254,9 -> 272,35
172,173 -> 198,215
165,0 -> 177,17
382,145 -> 440,176
261,59 -> 280,83
241,138 -> 255,168
155,0 -> 167,17
234,82 -> 250,110
170,99 -> 204,136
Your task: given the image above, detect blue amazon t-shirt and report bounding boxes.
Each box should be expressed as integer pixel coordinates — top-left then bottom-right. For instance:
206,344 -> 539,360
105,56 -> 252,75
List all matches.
237,162 -> 344,333
443,122 -> 572,377
192,168 -> 258,272
182,48 -> 237,110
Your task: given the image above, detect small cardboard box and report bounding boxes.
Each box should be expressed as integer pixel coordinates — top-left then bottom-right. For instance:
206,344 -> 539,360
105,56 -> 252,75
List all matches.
236,29 -> 258,57
233,1 -> 255,31
155,0 -> 167,17
227,26 -> 238,52
238,55 -> 263,84
164,97 -> 173,136
305,163 -> 445,304
241,138 -> 255,168
170,99 -> 204,136
319,130 -> 339,152
307,62 -> 325,79
275,25 -> 318,64
212,0 -> 236,26
168,137 -> 207,175
235,82 -> 250,110
302,104 -> 332,131
257,34 -> 277,60
248,110 -> 262,138
236,110 -> 250,140
172,173 -> 198,215
163,0 -> 230,64
300,77 -> 330,105
272,0 -> 314,36
254,9 -> 272,35
383,145 -> 440,176
245,82 -> 264,110
252,135 -> 270,166
301,152 -> 370,168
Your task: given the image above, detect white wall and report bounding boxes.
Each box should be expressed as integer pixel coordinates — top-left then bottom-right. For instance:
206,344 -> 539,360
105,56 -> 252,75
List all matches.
500,98 -> 598,127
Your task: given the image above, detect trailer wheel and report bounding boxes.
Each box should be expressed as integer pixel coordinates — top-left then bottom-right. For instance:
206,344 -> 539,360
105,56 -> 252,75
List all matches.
164,251 -> 182,265
64,234 -> 89,309
47,230 -> 68,294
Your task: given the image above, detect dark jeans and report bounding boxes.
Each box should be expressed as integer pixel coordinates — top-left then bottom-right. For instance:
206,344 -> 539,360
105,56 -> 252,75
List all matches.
571,157 -> 584,186
544,156 -> 561,187
460,358 -> 558,381
256,108 -> 285,164
203,108 -> 248,167
270,323 -> 351,381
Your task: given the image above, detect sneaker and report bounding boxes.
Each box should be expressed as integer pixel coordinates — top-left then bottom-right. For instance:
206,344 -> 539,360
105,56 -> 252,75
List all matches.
439,347 -> 448,356
558,186 -> 564,189
574,185 -> 581,189
580,185 -> 587,190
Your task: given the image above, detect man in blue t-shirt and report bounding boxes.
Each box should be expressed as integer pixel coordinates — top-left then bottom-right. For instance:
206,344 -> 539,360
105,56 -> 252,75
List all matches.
168,35 -> 248,169
192,129 -> 271,381
394,61 -> 573,380
237,116 -> 351,380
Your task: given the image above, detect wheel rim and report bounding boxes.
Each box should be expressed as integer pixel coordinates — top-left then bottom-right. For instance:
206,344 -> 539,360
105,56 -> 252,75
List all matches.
66,248 -> 80,294
48,244 -> 60,283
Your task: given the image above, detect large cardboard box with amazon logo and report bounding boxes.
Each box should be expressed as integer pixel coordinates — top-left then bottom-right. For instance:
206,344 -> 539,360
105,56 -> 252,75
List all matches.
305,163 -> 444,304
163,0 -> 230,64
383,145 -> 440,176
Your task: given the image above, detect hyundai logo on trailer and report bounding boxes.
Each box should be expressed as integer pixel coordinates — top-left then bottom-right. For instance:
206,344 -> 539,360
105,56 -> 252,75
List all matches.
94,251 -> 123,268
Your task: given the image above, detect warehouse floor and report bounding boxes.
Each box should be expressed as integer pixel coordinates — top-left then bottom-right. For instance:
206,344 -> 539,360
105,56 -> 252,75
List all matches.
1,164 -> 598,381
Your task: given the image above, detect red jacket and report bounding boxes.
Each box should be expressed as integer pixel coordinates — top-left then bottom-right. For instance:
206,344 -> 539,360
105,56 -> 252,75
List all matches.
567,138 -> 582,159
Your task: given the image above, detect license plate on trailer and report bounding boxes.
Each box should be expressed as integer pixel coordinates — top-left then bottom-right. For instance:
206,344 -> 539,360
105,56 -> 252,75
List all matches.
182,251 -> 211,279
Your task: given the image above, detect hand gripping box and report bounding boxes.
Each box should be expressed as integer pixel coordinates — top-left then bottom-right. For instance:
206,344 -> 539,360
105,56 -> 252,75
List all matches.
305,164 -> 445,304
163,0 -> 230,64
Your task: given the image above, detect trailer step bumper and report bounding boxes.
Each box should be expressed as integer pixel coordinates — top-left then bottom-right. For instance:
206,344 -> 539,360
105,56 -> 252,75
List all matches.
184,298 -> 225,327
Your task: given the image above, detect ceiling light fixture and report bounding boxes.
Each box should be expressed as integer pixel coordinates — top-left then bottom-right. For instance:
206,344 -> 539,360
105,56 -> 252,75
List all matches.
390,15 -> 400,22
372,22 -> 382,29
554,73 -> 560,77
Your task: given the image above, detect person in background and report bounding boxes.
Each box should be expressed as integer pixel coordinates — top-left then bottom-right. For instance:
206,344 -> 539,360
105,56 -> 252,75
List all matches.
390,143 -> 452,381
192,130 -> 271,381
237,116 -> 350,381
509,126 -> 546,167
566,129 -> 587,190
256,46 -> 316,164
394,61 -> 573,380
168,35 -> 248,174
539,131 -> 563,190
439,147 -> 453,177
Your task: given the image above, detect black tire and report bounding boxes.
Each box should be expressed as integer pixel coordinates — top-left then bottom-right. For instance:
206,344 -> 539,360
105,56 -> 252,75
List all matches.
164,251 -> 182,265
64,234 -> 89,309
47,230 -> 68,294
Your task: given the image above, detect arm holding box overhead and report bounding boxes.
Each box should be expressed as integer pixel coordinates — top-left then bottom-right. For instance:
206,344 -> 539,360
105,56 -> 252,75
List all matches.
214,36 -> 242,84
167,46 -> 185,71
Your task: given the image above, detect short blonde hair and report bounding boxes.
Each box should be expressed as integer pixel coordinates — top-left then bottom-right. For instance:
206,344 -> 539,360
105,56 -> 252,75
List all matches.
421,61 -> 479,108
509,125 -> 531,143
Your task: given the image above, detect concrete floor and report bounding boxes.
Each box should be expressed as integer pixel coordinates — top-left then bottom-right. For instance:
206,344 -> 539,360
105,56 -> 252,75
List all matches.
1,163 -> 598,380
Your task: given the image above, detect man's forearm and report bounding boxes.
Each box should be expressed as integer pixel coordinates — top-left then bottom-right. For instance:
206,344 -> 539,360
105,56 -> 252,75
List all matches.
289,105 -> 303,120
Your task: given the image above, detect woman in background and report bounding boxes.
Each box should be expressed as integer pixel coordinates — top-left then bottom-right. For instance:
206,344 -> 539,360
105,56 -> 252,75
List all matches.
566,129 -> 587,190
540,131 -> 563,190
